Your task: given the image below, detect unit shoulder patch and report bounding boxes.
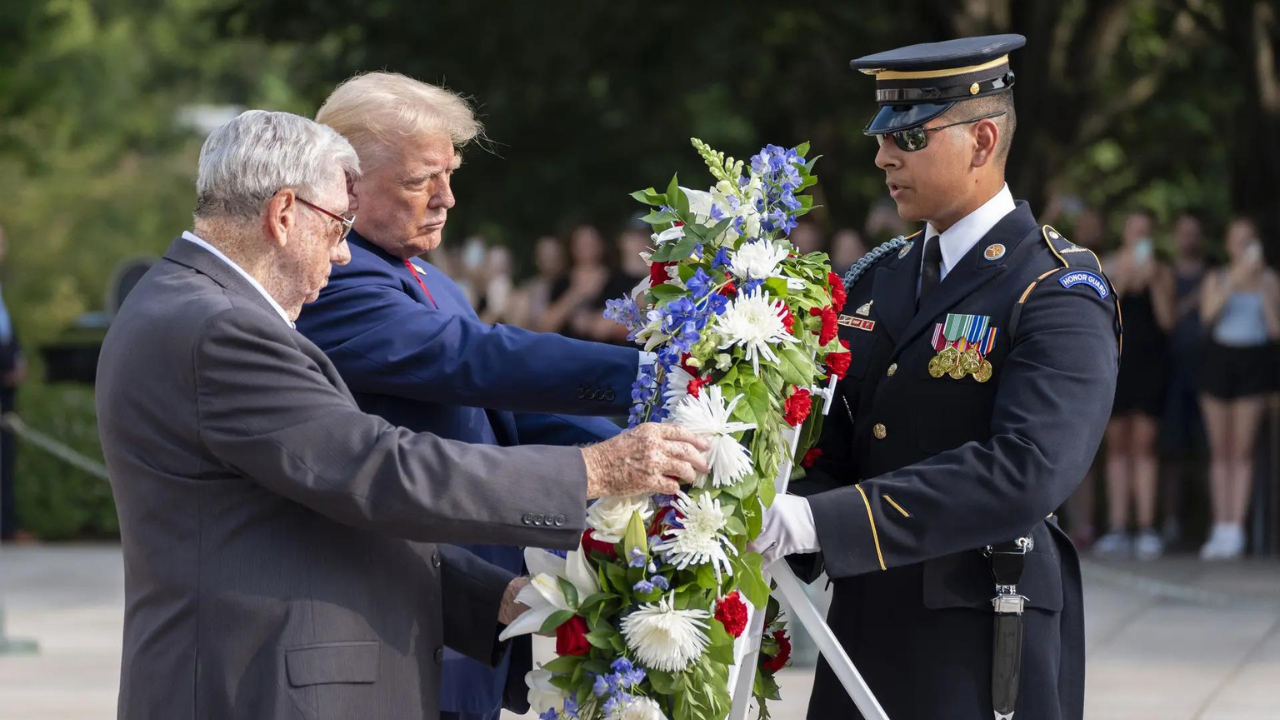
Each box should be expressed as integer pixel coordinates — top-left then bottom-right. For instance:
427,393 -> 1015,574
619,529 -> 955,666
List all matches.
1058,269 -> 1110,299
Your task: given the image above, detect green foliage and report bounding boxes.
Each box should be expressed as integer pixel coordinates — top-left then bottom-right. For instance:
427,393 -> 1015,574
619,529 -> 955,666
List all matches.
12,381 -> 116,539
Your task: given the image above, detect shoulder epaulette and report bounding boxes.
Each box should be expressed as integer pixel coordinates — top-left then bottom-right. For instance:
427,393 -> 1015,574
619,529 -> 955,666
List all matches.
1009,225 -> 1124,354
1041,225 -> 1104,272
842,230 -> 923,291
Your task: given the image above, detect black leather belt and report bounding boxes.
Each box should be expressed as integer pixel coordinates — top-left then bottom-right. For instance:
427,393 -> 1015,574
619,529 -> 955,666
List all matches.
984,535 -> 1033,720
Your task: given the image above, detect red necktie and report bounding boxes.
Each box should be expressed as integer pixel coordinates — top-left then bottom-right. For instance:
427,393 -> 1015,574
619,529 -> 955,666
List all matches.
404,260 -> 438,308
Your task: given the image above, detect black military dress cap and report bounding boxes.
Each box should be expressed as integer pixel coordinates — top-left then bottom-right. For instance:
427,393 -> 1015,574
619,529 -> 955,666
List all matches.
851,34 -> 1025,134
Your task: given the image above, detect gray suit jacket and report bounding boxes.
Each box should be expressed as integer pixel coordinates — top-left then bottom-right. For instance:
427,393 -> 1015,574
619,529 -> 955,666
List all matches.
96,238 -> 589,720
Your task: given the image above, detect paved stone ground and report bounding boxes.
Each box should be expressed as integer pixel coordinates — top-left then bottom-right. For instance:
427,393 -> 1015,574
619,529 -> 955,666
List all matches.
1,545 -> 1277,719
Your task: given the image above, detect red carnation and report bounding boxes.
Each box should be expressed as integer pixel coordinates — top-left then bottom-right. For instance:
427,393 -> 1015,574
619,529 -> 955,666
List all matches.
801,448 -> 824,468
760,630 -> 792,672
650,261 -> 673,287
810,306 -> 838,346
687,376 -> 707,398
825,351 -> 852,380
720,272 -> 738,297
581,529 -> 617,558
783,387 -> 812,427
828,272 -> 847,312
780,306 -> 796,335
715,591 -> 749,638
555,615 -> 591,656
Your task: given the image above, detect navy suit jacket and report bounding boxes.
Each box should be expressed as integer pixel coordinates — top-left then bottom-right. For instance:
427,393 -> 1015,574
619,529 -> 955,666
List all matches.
296,232 -> 638,714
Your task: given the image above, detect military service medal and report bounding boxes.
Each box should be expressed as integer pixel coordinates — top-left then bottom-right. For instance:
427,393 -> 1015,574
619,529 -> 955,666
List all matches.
929,314 -> 999,381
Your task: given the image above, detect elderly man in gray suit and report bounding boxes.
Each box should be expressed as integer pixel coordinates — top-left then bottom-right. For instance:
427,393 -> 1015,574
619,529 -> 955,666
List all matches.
95,109 -> 707,720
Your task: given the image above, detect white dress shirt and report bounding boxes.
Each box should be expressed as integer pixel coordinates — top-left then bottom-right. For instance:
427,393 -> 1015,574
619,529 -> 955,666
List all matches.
922,183 -> 1016,281
182,231 -> 294,328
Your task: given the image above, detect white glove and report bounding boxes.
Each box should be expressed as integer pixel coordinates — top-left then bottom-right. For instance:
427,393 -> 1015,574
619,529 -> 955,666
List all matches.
747,494 -> 820,566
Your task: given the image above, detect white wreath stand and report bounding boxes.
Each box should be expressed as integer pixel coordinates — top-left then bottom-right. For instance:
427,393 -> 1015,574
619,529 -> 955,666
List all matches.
726,377 -> 889,720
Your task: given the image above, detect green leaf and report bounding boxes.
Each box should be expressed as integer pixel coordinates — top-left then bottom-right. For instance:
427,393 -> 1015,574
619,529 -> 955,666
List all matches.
759,466 -> 777,507
557,577 -> 579,610
542,654 -> 582,675
630,188 -> 665,206
745,496 -> 764,538
539,608 -> 575,635
649,282 -> 686,301
671,176 -> 690,216
719,471 -> 758,500
696,562 -> 719,590
641,209 -> 677,225
738,552 -> 769,608
763,277 -> 789,297
585,630 -> 615,650
794,141 -> 811,159
724,514 -> 746,536
648,668 -> 678,693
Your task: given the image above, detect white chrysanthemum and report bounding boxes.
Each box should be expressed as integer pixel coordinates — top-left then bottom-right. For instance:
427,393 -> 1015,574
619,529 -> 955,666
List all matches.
620,593 -> 712,673
714,291 -> 800,374
525,668 -> 566,716
499,543 -> 600,641
653,491 -> 737,582
729,240 -> 789,281
586,494 -> 654,543
662,365 -> 697,409
608,695 -> 669,720
667,385 -> 756,488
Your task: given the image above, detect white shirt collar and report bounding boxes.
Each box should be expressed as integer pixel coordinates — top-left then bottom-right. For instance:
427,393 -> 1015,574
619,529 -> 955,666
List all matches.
181,231 -> 295,328
923,184 -> 1015,279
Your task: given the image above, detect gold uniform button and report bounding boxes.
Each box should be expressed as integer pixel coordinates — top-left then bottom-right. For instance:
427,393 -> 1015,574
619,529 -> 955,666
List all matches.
873,423 -> 887,440
887,363 -> 897,377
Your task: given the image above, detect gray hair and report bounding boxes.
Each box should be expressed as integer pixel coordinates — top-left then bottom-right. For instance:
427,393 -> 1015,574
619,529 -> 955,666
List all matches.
194,110 -> 361,220
317,72 -> 482,169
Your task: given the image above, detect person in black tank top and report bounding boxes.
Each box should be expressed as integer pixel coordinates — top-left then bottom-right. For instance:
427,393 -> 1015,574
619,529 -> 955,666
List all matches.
1095,211 -> 1176,560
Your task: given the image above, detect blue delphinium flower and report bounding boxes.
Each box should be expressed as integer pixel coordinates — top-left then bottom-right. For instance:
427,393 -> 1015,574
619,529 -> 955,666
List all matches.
685,268 -> 712,300
709,203 -> 726,222
633,579 -> 654,594
769,207 -> 798,234
539,708 -> 559,720
593,673 -> 610,697
611,657 -> 634,675
625,667 -> 647,687
743,278 -> 765,295
563,696 -> 580,719
711,246 -> 732,270
627,548 -> 647,569
651,575 -> 670,591
706,292 -> 729,316
604,295 -> 643,337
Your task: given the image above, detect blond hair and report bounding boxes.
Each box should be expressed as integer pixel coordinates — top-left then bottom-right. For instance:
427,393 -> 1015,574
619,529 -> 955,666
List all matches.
316,72 -> 482,168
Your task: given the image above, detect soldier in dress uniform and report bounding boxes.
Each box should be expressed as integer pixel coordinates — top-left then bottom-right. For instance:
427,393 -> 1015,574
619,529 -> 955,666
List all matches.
750,35 -> 1121,720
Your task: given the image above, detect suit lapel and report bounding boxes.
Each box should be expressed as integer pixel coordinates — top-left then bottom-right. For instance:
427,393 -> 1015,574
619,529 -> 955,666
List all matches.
868,233 -> 922,345
893,202 -> 1039,358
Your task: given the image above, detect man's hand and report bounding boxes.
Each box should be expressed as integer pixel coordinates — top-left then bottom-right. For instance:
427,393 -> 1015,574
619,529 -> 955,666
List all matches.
498,576 -> 531,626
747,494 -> 821,566
581,423 -> 710,498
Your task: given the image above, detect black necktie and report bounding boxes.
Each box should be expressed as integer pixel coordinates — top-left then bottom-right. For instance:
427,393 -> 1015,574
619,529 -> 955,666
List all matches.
918,235 -> 942,308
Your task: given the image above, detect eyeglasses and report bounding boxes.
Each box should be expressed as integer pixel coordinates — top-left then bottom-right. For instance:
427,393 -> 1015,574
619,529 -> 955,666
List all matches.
873,111 -> 1007,153
297,197 -> 356,242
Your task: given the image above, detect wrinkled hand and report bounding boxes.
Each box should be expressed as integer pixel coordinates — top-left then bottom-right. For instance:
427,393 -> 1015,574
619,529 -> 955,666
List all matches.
747,494 -> 821,566
498,576 -> 532,626
581,423 -> 710,498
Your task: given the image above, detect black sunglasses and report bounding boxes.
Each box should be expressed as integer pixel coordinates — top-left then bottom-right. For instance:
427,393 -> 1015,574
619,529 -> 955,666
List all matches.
872,111 -> 1007,153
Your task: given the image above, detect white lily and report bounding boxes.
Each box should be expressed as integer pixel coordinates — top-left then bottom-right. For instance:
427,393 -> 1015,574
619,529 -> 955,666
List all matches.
526,668 -> 566,715
498,543 -> 600,641
652,226 -> 685,245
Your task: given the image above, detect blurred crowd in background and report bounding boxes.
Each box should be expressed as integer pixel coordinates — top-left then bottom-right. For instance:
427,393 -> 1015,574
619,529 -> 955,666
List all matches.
413,202 -> 1280,563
